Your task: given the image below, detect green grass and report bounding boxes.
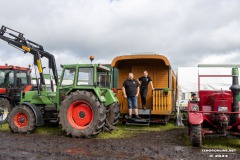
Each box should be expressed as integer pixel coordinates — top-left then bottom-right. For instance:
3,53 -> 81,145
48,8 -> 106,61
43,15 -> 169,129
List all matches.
203,136 -> 240,150
0,122 -> 178,138
0,123 -> 10,131
98,122 -> 179,139
35,126 -> 62,135
180,133 -> 240,150
0,123 -> 62,135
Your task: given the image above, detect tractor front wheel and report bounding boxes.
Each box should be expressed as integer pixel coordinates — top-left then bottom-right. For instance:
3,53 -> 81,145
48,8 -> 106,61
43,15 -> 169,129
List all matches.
190,124 -> 202,147
0,98 -> 11,124
8,105 -> 36,133
104,102 -> 120,131
59,90 -> 106,138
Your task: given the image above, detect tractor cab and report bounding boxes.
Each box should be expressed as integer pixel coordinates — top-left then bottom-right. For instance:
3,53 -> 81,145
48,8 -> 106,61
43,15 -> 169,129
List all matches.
59,63 -> 112,103
0,64 -> 31,101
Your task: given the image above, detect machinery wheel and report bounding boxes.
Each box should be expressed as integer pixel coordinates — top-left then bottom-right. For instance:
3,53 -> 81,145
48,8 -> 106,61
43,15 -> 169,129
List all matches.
104,102 -> 120,131
8,105 -> 36,133
0,98 -> 11,124
190,124 -> 202,147
59,90 -> 106,138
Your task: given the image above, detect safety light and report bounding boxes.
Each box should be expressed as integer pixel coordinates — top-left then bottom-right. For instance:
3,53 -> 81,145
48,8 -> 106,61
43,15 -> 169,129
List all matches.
90,55 -> 94,60
90,56 -> 94,64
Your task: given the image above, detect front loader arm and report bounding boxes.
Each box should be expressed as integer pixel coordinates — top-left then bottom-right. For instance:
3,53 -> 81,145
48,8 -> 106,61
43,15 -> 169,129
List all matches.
0,25 -> 58,86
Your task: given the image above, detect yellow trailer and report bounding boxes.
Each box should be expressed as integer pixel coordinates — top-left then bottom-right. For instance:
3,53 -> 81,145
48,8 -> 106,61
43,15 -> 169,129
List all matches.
111,54 -> 177,123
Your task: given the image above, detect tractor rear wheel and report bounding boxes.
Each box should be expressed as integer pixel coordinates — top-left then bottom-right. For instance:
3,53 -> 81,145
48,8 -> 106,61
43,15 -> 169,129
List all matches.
59,90 -> 106,138
0,98 -> 11,124
104,102 -> 120,131
8,105 -> 36,133
190,124 -> 202,147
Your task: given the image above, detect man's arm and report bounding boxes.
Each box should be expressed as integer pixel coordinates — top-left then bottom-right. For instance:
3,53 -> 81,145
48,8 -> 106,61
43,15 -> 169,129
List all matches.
136,86 -> 140,97
122,87 -> 127,98
138,77 -> 142,85
150,81 -> 154,90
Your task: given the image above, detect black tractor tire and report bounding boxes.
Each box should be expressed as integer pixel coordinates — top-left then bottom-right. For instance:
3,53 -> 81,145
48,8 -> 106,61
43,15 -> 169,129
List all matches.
59,90 -> 106,138
190,124 -> 202,147
8,105 -> 36,133
104,102 -> 120,131
0,98 -> 11,124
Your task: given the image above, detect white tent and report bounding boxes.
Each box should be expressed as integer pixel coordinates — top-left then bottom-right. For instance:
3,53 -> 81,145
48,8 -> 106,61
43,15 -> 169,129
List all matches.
177,67 -> 235,94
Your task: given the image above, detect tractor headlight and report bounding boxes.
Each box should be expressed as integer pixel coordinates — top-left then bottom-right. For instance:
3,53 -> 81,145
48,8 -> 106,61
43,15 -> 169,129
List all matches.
192,105 -> 199,111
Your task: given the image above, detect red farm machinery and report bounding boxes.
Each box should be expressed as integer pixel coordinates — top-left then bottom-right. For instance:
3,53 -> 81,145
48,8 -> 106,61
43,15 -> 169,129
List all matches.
188,66 -> 240,147
0,64 -> 31,124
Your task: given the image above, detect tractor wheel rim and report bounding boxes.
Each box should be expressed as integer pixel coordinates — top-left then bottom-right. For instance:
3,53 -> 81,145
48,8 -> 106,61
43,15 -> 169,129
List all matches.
14,113 -> 28,128
0,106 -> 9,121
67,101 -> 93,129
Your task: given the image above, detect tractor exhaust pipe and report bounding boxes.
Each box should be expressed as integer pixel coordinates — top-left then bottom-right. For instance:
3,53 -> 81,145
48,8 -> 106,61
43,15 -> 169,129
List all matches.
229,68 -> 240,123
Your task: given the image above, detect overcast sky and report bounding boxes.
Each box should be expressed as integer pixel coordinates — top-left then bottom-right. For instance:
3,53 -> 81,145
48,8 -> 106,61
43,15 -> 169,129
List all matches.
0,0 -> 240,71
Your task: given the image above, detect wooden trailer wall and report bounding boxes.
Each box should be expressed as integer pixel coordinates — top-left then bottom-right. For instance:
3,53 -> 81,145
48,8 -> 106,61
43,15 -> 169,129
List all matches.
111,54 -> 177,116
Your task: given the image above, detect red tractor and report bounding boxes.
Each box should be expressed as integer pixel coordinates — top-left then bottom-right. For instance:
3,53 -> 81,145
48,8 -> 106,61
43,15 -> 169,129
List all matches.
188,67 -> 240,147
0,64 -> 31,124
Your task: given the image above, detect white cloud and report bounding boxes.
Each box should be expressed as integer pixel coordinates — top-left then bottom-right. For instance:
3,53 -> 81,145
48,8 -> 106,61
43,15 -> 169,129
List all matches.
0,0 -> 240,71
198,50 -> 240,65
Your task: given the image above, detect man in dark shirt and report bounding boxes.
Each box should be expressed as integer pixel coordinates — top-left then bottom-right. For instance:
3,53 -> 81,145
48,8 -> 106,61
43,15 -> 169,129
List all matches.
122,73 -> 141,119
138,71 -> 154,110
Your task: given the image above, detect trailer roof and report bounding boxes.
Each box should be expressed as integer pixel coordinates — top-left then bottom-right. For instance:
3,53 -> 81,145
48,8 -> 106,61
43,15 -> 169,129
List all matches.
111,54 -> 170,68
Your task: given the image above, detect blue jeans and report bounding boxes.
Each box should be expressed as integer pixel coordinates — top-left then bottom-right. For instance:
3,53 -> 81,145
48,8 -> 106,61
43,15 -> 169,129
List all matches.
127,96 -> 138,109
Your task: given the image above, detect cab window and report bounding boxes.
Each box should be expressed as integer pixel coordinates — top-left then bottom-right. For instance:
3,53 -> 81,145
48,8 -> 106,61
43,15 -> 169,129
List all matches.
78,68 -> 93,85
61,68 -> 76,86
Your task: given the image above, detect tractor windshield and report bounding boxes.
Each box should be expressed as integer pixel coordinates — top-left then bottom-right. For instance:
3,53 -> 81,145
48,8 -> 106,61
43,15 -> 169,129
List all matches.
0,70 -> 14,87
16,71 -> 28,88
97,69 -> 110,88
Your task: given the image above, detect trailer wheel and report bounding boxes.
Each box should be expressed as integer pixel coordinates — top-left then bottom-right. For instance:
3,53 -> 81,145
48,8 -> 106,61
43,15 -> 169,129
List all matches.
59,90 -> 106,138
190,124 -> 202,147
8,105 -> 36,133
0,98 -> 11,124
104,102 -> 120,131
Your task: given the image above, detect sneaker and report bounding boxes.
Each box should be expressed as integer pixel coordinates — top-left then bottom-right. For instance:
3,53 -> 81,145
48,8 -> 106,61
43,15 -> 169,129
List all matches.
128,115 -> 132,119
135,115 -> 141,119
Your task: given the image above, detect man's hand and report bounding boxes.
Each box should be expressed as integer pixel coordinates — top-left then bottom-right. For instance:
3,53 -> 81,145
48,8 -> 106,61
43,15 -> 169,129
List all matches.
135,94 -> 139,97
152,88 -> 155,90
124,94 -> 127,98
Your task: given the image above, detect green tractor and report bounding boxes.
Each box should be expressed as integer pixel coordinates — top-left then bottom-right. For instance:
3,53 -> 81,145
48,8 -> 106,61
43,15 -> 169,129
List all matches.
0,26 -> 120,138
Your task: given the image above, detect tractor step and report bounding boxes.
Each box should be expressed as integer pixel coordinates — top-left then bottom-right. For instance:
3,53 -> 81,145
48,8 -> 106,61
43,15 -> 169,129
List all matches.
134,109 -> 151,115
125,109 -> 151,127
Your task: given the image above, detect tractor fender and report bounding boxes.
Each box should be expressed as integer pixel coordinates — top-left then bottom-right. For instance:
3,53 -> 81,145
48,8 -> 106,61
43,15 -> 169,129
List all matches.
21,102 -> 44,126
188,112 -> 203,125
